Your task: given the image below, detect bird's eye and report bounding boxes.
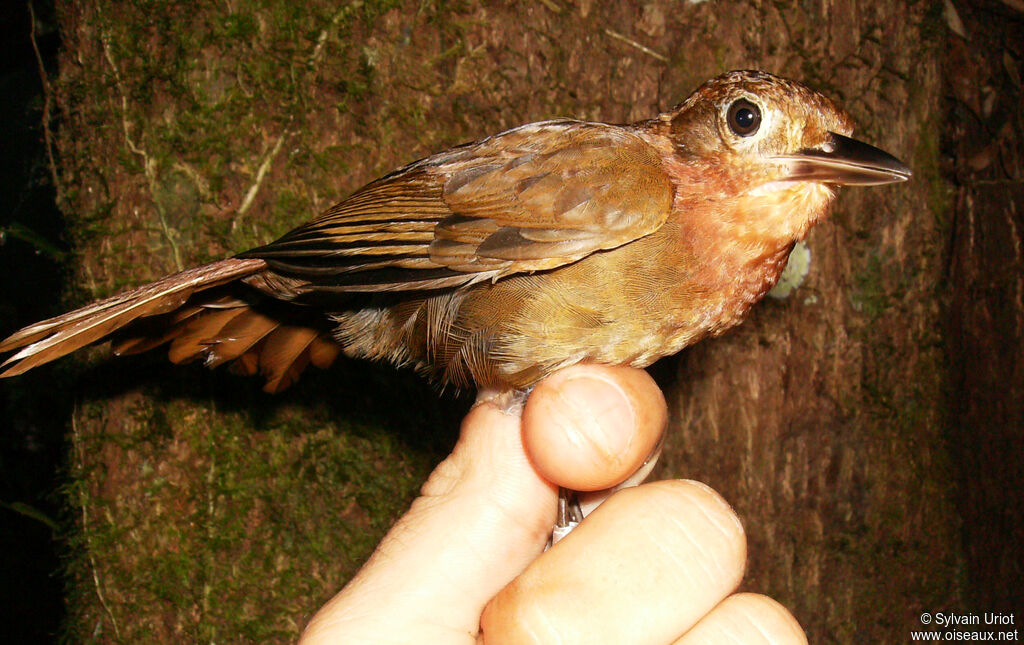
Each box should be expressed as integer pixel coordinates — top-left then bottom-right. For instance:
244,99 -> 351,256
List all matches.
727,99 -> 761,137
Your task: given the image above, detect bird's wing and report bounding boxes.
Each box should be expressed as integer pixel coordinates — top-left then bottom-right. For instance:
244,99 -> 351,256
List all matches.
242,120 -> 675,293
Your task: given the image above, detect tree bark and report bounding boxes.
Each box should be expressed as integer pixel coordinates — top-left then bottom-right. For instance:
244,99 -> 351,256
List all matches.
23,0 -> 1011,641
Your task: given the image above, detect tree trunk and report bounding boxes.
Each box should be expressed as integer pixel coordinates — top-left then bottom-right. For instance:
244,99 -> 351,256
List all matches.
14,0 -> 1015,641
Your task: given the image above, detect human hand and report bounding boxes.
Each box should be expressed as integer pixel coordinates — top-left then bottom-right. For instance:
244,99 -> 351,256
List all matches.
299,364 -> 806,644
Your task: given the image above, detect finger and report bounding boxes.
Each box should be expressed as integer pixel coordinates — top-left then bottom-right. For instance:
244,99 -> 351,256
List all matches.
301,402 -> 555,645
480,480 -> 746,645
521,364 -> 667,491
672,593 -> 807,645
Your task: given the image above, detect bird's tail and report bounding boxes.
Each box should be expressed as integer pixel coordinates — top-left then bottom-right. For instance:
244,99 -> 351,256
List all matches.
0,257 -> 340,392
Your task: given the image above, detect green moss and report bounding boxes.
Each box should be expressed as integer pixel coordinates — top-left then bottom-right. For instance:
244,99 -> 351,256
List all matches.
220,12 -> 259,40
62,381 -> 439,641
849,251 -> 891,319
914,116 -> 954,230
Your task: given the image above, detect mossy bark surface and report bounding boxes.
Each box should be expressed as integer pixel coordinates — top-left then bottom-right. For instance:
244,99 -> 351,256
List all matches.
18,0 -> 1018,641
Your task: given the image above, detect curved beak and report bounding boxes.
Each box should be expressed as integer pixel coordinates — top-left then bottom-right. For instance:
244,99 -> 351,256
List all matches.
776,132 -> 913,186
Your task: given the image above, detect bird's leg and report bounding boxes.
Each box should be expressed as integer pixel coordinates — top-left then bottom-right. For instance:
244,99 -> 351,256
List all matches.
474,386 -> 664,546
551,487 -> 584,545
474,387 -> 530,416
548,434 -> 664,547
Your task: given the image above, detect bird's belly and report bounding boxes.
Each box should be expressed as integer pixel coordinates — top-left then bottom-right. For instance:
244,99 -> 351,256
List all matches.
341,225 -> 795,391
456,238 -> 791,388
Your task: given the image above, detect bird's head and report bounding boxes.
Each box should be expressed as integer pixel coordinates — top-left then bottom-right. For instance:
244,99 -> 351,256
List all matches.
656,70 -> 911,242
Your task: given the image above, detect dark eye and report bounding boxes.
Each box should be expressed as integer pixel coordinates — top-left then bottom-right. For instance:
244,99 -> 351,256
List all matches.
727,99 -> 761,137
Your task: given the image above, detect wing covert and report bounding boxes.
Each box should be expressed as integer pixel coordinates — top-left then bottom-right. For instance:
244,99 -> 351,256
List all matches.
241,120 -> 675,293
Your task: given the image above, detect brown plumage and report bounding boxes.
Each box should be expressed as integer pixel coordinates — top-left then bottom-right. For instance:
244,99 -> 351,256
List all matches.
0,71 -> 910,393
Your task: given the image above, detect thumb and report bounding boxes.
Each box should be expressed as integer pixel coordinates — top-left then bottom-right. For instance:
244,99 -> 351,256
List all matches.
522,364 -> 667,491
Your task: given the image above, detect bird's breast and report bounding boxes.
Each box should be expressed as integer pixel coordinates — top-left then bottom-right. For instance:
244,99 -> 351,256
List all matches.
458,208 -> 801,387
354,179 -> 831,390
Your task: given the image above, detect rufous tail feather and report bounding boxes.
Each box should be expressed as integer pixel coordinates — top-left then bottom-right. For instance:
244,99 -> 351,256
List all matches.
0,258 -> 341,392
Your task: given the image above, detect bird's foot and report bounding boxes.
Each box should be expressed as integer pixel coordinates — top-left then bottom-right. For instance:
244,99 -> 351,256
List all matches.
548,433 -> 665,547
474,387 -> 531,416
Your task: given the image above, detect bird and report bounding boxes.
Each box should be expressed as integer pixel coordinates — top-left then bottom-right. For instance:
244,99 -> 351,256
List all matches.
0,70 -> 910,400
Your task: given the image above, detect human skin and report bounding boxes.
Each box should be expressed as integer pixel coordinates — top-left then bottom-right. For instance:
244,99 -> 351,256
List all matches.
299,364 -> 807,645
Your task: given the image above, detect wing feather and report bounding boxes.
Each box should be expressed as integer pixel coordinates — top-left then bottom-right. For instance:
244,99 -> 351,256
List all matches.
240,120 -> 674,295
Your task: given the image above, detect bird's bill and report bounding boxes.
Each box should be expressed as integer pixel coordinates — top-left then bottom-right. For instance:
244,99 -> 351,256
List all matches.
776,132 -> 912,186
